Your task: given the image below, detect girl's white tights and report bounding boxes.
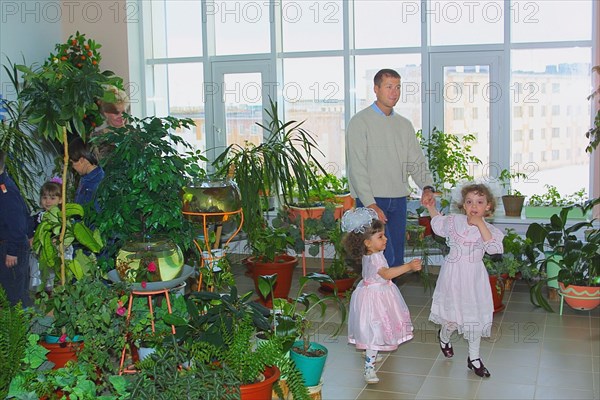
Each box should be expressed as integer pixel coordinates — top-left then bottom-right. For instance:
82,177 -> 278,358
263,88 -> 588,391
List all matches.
441,324 -> 483,367
439,324 -> 453,346
365,349 -> 378,368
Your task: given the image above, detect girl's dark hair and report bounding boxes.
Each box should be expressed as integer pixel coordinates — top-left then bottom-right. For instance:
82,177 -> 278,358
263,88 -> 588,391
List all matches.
68,137 -> 98,166
457,183 -> 496,217
40,181 -> 61,198
342,219 -> 385,266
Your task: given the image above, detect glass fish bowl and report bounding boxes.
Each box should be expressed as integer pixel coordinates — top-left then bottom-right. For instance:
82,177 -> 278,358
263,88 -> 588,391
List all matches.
182,178 -> 242,224
116,236 -> 184,282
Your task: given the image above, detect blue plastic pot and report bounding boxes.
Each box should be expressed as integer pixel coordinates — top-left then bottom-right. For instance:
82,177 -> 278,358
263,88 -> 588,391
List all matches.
290,341 -> 327,387
43,334 -> 83,343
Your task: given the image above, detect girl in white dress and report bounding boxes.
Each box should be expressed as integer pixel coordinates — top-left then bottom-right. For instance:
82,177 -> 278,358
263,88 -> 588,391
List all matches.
342,207 -> 422,384
423,183 -> 504,378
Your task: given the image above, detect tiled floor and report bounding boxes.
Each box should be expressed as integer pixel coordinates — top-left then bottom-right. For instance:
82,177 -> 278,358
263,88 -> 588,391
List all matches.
231,257 -> 600,400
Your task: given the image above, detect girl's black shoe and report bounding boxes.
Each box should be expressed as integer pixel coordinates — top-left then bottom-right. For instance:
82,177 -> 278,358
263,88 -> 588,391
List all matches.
467,357 -> 491,377
438,330 -> 454,358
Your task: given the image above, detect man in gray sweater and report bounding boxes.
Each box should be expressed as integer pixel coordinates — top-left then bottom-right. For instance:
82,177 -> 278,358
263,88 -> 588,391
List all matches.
346,68 -> 435,269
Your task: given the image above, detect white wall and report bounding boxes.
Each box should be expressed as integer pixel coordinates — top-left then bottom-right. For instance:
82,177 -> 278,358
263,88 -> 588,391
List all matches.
0,1 -> 62,98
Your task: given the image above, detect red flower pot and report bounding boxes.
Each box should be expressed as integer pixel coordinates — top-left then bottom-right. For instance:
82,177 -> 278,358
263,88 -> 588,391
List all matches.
240,365 -> 280,400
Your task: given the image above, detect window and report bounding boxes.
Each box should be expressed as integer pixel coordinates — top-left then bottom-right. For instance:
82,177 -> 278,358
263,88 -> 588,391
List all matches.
514,129 -> 523,141
283,57 -> 345,169
139,0 -> 595,199
430,0 -> 503,45
282,0 -> 343,52
453,108 -> 464,120
354,1 -> 420,48
513,106 -> 523,118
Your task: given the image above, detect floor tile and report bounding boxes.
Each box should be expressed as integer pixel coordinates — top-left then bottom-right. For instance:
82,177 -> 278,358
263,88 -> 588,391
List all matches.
231,256 -> 600,400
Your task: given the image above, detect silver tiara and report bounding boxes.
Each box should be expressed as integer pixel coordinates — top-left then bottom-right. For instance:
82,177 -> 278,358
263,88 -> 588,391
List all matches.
341,207 -> 379,234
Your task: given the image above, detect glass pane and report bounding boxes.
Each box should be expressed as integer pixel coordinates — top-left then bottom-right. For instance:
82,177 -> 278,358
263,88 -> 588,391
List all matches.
429,0 -> 503,46
441,65 -> 490,179
167,63 -> 206,155
511,0 -> 592,43
354,0 -> 420,48
165,0 -> 203,57
214,0 -> 270,55
511,48 -> 591,198
149,64 -> 168,116
223,73 -> 264,149
283,57 -> 345,174
354,54 -> 422,131
281,0 -> 343,52
151,1 -> 167,58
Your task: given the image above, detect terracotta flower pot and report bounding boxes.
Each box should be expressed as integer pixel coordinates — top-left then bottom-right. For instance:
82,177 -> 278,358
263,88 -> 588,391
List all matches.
239,365 -> 280,400
559,282 -> 600,311
249,254 -> 297,307
40,340 -> 83,369
489,275 -> 505,313
319,276 -> 358,296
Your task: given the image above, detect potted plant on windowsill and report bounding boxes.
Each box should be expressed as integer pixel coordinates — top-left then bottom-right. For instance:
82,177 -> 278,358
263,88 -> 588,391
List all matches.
498,169 -> 527,217
525,198 -> 600,312
525,185 -> 591,220
416,127 -> 481,211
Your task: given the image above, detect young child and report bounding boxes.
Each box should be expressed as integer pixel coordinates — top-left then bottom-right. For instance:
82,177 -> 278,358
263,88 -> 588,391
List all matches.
30,178 -> 62,291
423,182 -> 504,378
342,207 -> 422,384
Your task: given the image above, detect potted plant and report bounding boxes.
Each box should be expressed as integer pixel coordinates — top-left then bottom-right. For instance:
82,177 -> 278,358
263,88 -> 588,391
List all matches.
316,170 -> 352,210
246,216 -> 303,306
91,114 -> 207,278
258,272 -> 347,389
127,339 -> 241,399
416,127 -> 482,210
525,185 -> 590,220
165,286 -> 311,400
31,203 -> 103,288
33,272 -> 129,374
318,221 -> 358,295
498,169 -> 527,217
17,32 -> 122,285
213,98 -> 326,239
525,198 -> 600,312
0,288 -> 28,399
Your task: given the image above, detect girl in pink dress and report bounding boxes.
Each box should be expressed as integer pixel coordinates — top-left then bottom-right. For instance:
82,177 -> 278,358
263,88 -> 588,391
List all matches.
342,207 -> 422,384
423,183 -> 504,378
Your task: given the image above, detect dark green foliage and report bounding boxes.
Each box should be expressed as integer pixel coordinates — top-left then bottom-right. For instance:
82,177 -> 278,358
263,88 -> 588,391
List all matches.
0,288 -> 28,398
525,198 -> 600,311
131,340 -> 241,400
91,114 -> 208,267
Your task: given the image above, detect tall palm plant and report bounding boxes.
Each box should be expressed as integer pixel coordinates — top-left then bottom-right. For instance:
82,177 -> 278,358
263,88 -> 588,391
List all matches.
213,98 -> 326,237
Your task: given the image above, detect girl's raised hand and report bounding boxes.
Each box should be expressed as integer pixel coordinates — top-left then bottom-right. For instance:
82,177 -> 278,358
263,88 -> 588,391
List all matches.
407,258 -> 422,272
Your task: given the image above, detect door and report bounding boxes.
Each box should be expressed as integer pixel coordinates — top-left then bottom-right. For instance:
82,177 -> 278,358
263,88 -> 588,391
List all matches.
429,52 -> 504,179
209,60 -> 274,161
